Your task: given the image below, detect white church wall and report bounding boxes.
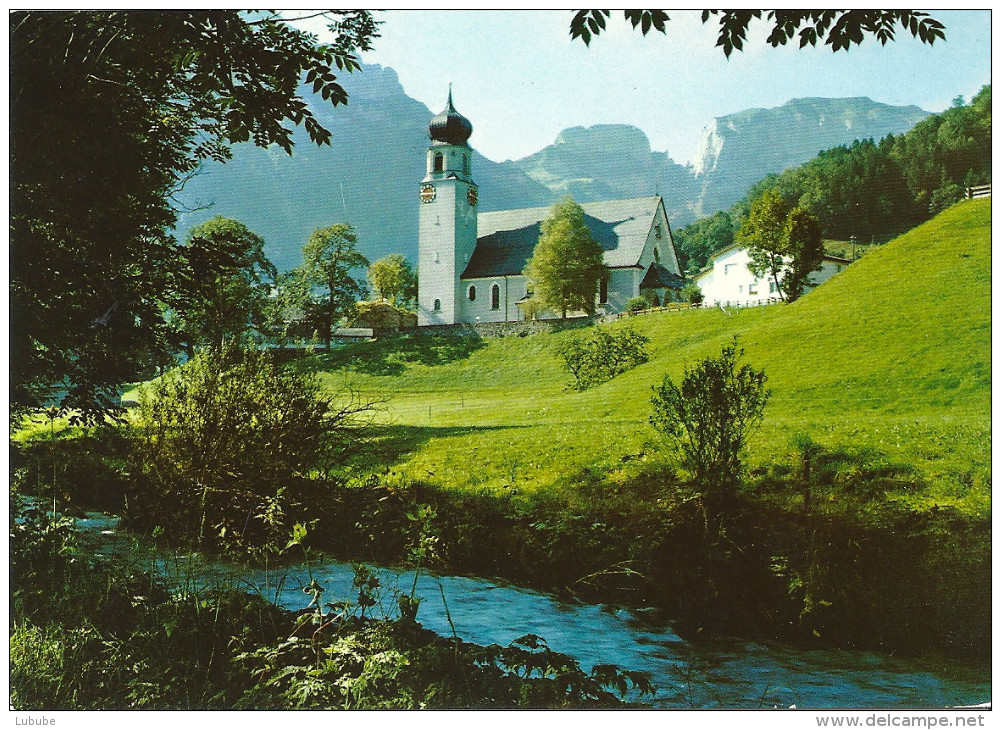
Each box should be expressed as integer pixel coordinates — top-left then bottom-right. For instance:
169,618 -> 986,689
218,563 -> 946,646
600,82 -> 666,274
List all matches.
459,277 -> 521,323
634,204 -> 680,275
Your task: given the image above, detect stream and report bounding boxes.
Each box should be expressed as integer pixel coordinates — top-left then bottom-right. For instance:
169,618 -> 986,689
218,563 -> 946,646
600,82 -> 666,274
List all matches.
77,510 -> 990,709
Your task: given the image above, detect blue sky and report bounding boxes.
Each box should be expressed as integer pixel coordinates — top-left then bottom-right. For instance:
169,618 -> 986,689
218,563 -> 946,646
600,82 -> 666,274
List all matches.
302,10 -> 991,165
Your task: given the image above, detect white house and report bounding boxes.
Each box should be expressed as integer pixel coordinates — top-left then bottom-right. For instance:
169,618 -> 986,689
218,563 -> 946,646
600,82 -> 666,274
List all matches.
416,91 -> 683,326
693,244 -> 851,306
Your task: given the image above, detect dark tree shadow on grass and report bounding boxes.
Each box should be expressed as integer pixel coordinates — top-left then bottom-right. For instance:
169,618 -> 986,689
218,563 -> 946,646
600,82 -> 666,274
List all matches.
304,332 -> 487,376
346,423 -> 525,473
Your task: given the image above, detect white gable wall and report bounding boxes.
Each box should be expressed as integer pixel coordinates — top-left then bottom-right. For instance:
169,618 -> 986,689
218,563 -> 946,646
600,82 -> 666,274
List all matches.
698,247 -> 776,306
634,202 -> 680,275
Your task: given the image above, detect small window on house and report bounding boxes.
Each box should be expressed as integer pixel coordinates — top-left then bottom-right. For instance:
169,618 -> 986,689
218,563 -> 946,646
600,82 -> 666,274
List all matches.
433,153 -> 444,173
599,277 -> 608,304
491,283 -> 500,310
433,299 -> 441,311
749,283 -> 757,295
654,224 -> 662,239
769,281 -> 777,294
462,154 -> 469,175
738,285 -> 743,294
724,264 -> 736,276
468,285 -> 476,302
653,247 -> 660,262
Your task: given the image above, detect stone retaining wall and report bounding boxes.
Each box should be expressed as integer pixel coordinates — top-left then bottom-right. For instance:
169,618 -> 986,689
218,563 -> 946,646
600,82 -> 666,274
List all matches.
419,315 -> 605,338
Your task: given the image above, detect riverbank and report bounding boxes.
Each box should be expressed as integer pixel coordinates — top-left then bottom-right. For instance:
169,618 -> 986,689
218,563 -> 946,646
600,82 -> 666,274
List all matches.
16,427 -> 988,663
10,498 -> 648,710
10,500 -> 990,710
259,473 -> 992,661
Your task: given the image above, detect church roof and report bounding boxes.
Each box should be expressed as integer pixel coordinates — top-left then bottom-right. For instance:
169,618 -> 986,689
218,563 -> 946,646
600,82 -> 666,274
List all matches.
462,196 -> 663,280
640,262 -> 685,290
429,89 -> 473,147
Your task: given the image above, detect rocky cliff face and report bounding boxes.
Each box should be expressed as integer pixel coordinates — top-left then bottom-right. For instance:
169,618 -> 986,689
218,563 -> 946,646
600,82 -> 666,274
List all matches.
503,124 -> 701,225
691,97 -> 930,213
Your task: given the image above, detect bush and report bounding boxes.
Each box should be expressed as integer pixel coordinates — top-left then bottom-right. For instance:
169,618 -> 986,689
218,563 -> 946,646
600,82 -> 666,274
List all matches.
130,345 -> 372,554
625,296 -> 648,313
681,282 -> 704,305
928,182 -> 965,214
650,338 -> 769,502
557,327 -> 650,391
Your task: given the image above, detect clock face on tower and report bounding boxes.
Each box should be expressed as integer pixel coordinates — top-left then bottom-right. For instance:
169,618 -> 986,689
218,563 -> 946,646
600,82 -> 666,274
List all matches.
467,187 -> 478,206
420,184 -> 436,204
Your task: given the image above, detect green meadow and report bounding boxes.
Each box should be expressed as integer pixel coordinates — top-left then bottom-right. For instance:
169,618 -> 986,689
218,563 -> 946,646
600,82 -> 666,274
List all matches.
311,199 -> 991,516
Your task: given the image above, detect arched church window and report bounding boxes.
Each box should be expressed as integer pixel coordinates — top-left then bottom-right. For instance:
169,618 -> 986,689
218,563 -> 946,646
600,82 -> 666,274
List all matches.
433,153 -> 444,173
491,284 -> 500,310
468,285 -> 476,302
462,154 -> 469,175
433,299 -> 441,312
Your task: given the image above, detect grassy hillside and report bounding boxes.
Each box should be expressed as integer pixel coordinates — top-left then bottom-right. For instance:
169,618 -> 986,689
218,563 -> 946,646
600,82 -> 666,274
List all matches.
312,200 -> 991,515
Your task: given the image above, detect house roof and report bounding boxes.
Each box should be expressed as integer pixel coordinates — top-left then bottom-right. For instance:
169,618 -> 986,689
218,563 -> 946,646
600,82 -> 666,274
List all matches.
461,195 -> 663,280
701,243 -> 854,269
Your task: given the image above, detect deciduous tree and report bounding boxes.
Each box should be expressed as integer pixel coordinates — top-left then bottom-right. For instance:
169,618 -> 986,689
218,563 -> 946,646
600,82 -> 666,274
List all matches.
570,10 -> 945,55
650,338 -> 769,503
368,254 -> 418,307
523,198 -> 608,319
172,217 -> 276,353
739,190 -> 824,302
301,224 -> 369,350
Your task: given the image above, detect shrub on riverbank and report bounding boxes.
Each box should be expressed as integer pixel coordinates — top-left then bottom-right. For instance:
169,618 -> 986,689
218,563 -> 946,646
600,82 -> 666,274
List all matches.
128,345 -> 375,555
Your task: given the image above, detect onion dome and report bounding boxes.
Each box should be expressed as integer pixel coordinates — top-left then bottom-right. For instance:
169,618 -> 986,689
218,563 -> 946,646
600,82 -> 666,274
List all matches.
429,88 -> 472,146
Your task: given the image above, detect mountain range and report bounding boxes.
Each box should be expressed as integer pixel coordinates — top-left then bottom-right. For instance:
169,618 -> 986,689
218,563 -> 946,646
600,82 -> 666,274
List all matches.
173,64 -> 930,272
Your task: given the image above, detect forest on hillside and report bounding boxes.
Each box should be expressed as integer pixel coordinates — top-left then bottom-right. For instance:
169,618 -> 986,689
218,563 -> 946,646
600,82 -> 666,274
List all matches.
673,85 -> 991,273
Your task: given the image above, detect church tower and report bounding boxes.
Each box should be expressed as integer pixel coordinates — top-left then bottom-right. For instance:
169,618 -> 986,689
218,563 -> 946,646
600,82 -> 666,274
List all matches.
417,89 -> 478,326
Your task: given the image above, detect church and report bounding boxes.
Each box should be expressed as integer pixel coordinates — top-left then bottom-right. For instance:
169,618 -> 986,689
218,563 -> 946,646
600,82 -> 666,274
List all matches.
417,91 -> 684,326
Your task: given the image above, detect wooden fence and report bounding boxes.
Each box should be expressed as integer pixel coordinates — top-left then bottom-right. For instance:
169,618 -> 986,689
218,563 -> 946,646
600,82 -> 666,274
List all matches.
610,296 -> 783,321
967,184 -> 991,199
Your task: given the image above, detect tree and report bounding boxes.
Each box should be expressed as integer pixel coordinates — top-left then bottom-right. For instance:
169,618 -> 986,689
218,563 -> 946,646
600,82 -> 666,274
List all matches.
781,207 -> 826,302
10,11 -> 379,423
523,198 -> 608,319
557,327 -> 649,391
650,339 -> 769,503
672,211 -> 735,274
739,190 -> 824,302
261,271 -> 317,350
172,217 -> 276,353
570,10 -> 945,55
301,225 -> 369,350
368,254 -> 418,307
